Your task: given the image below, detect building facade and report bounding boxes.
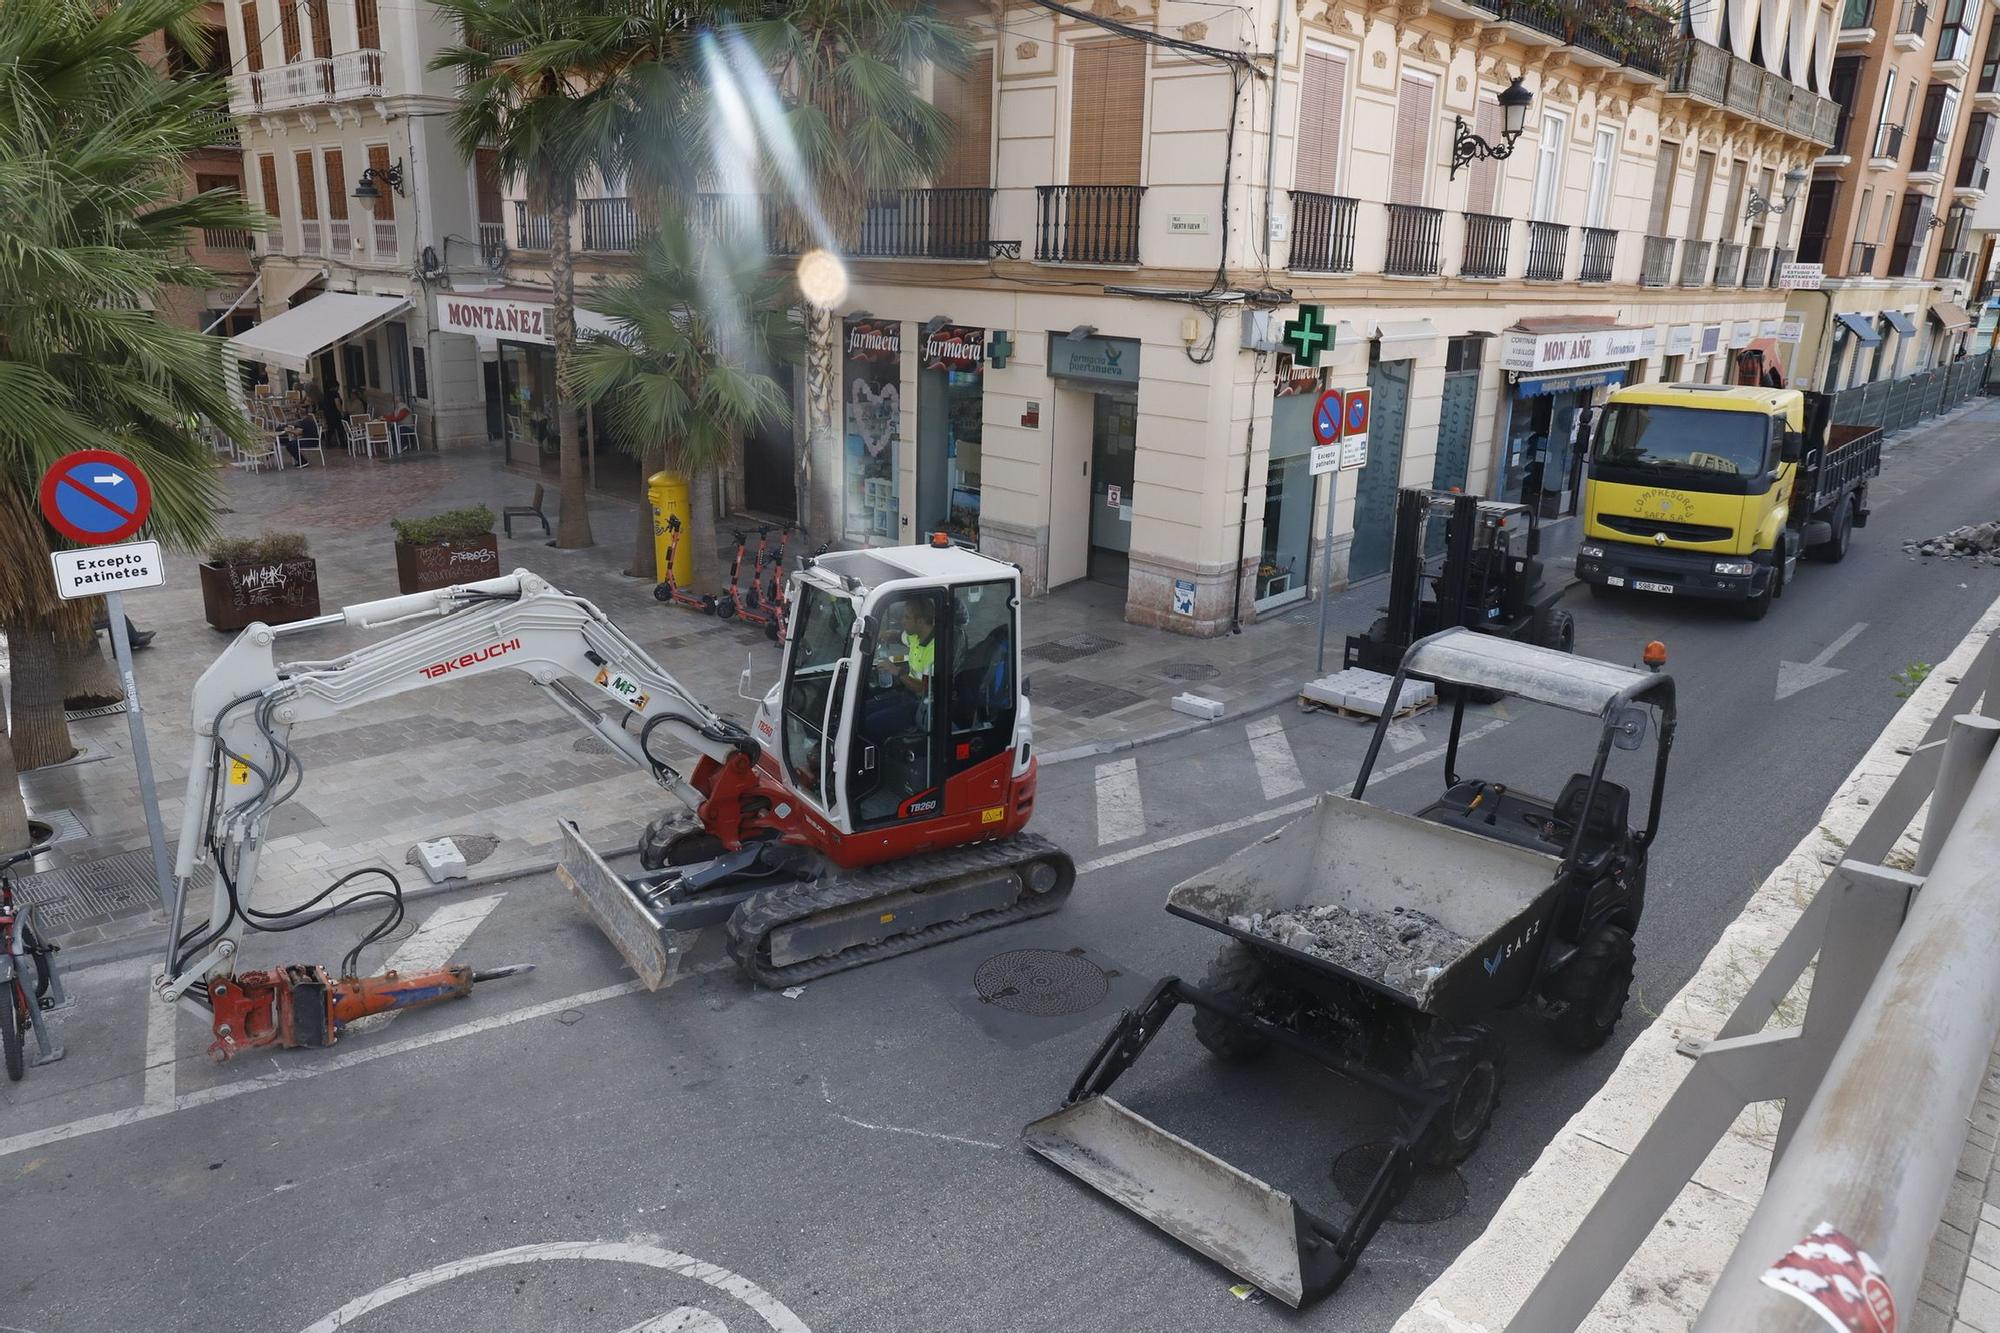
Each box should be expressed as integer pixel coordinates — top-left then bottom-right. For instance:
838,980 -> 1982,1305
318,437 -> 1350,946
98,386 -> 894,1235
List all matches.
221,0 -> 486,446
1789,0 -> 1995,385
493,0 -> 1839,636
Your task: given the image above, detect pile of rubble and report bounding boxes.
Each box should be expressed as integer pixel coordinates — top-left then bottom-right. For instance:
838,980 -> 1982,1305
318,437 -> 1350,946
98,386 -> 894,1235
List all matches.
1905,521 -> 2000,562
1228,903 -> 1472,996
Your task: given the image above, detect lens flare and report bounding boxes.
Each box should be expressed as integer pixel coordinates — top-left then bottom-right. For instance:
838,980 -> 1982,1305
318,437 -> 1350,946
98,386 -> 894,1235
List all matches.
796,248 -> 849,309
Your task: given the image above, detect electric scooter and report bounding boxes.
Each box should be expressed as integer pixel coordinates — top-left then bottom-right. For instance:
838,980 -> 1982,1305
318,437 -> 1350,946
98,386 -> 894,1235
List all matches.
730,527 -> 789,643
651,515 -> 716,615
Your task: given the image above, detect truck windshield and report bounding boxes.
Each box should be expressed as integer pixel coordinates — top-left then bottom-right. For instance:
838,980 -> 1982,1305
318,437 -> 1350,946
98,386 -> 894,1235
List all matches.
1593,405 -> 1771,478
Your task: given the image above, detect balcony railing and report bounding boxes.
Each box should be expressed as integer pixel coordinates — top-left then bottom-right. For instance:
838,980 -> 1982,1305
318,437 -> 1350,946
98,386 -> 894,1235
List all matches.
1770,246 -> 1796,285
1938,248 -> 1974,280
1493,0 -> 1675,74
479,221 -> 506,266
230,49 -> 385,113
1640,234 -> 1676,286
1460,212 -> 1510,279
1841,0 -> 1875,27
372,220 -> 398,261
1288,191 -> 1356,273
1579,226 -> 1616,282
581,197 -> 645,253
1851,240 -> 1878,273
1714,239 -> 1743,286
1888,239 -> 1924,277
328,219 -> 351,254
856,188 -> 994,260
1668,38 -> 1840,147
691,194 -> 796,254
1035,184 -> 1144,265
331,49 -> 385,99
1898,0 -> 1929,40
201,226 -> 252,250
1874,122 -> 1907,160
1745,243 -> 1773,287
1679,238 -> 1712,286
1384,203 -> 1443,276
514,201 -> 552,252
1913,127 -> 1953,176
1525,219 -> 1568,281
299,219 -> 324,256
1962,162 -> 1993,192
1498,0 -> 1566,41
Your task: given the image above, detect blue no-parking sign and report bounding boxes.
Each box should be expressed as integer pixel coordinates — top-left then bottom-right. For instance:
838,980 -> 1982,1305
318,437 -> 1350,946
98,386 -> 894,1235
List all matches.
38,449 -> 153,545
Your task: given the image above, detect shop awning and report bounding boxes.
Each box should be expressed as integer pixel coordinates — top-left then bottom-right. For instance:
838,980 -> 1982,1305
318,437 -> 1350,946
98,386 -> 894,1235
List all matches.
1929,299 -> 1975,331
1372,318 -> 1439,352
226,292 -> 409,373
1882,309 -> 1919,337
265,263 -> 327,308
1834,312 -> 1883,346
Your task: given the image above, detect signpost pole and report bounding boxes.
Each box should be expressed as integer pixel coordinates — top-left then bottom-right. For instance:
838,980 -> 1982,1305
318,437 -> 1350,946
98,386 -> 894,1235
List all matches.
1314,477 -> 1337,676
102,592 -> 175,916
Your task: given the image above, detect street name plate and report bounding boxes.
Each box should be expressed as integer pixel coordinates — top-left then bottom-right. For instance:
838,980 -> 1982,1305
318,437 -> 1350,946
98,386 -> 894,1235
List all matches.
51,540 -> 163,600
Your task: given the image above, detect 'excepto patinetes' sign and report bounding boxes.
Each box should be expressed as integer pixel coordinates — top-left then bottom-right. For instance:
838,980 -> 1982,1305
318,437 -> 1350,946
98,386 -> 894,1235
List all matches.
52,540 -> 163,600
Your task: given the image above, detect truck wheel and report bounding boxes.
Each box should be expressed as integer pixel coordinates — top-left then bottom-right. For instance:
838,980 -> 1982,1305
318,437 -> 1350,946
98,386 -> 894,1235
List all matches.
1533,607 -> 1576,654
1548,924 -> 1635,1052
1403,1023 -> 1505,1167
1192,942 -> 1275,1065
1737,565 -> 1775,621
1815,502 -> 1854,564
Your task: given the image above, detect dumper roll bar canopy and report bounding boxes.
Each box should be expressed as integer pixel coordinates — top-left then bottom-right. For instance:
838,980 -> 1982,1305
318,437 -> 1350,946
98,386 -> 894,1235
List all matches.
1352,629 -> 1677,860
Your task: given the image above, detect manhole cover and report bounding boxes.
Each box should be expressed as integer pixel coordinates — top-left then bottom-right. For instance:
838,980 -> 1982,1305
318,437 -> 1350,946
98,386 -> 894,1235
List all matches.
573,736 -> 615,755
1026,633 -> 1120,664
974,948 -> 1112,1016
1160,661 -> 1219,682
1331,1141 -> 1468,1225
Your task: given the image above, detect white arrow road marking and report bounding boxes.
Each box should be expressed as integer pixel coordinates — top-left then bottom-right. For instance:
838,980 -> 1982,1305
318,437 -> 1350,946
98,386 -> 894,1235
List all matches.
1247,714 -> 1305,799
1776,622 -> 1868,701
1093,757 -> 1144,845
1387,718 -> 1428,754
343,893 -> 506,1035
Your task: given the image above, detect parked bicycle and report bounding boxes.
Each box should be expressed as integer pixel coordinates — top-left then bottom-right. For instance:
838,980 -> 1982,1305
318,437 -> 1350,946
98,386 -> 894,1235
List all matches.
1,844 -> 58,1081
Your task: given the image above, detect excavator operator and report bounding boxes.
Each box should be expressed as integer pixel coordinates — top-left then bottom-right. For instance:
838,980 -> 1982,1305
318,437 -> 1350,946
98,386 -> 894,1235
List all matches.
864,596 -> 936,741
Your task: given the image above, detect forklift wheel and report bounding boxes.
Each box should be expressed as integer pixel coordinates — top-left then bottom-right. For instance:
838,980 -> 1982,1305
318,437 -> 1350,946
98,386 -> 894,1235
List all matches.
1533,608 -> 1576,654
1191,942 -> 1275,1064
1547,924 -> 1635,1052
1403,1023 -> 1504,1168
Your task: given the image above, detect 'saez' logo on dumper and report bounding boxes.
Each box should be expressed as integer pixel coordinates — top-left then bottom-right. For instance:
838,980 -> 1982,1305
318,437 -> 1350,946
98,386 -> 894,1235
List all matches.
420,638 -> 522,680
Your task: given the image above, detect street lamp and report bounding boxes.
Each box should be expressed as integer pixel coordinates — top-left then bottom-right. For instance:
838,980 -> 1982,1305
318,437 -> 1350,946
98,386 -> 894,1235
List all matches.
1449,77 -> 1534,180
352,160 -> 406,214
1745,167 -> 1809,219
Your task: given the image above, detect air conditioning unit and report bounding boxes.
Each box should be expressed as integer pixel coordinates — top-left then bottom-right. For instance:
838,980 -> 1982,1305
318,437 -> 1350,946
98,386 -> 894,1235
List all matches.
1240,310 -> 1284,353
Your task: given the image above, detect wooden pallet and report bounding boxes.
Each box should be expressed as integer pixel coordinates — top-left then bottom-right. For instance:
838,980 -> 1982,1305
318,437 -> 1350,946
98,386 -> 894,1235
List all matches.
1298,692 -> 1436,723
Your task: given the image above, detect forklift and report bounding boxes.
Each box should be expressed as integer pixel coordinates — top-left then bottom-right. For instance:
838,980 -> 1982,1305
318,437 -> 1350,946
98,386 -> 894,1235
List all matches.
1344,487 -> 1574,676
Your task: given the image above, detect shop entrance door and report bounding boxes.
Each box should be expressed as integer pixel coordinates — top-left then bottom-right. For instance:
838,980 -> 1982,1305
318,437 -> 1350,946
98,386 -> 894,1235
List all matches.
1088,391 -> 1137,586
1432,368 -> 1478,492
1259,391 -> 1317,610
743,363 -> 797,520
1348,359 -> 1412,581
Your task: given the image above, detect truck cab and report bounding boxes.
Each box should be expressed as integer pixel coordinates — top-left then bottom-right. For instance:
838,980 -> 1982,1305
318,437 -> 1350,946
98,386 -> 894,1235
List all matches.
1574,384 -> 1814,617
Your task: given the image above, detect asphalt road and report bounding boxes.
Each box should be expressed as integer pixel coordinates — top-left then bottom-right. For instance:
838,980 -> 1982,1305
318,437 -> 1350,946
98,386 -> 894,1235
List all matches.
7,402 -> 2000,1333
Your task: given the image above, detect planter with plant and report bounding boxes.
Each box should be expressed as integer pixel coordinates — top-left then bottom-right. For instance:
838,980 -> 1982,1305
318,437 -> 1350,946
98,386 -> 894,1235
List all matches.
391,505 -> 501,593
199,533 -> 321,632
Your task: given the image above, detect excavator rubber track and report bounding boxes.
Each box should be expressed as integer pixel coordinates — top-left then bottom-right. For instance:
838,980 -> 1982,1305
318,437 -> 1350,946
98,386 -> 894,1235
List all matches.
724,832 -> 1076,988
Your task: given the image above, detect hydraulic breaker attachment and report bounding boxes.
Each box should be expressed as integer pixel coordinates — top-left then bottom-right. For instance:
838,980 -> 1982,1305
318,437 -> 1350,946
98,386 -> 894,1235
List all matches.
205,962 -> 532,1062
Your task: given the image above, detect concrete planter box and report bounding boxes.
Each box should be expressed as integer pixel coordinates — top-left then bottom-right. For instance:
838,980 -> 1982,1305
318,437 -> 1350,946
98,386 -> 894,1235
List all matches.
199,557 -> 322,632
394,534 -> 500,593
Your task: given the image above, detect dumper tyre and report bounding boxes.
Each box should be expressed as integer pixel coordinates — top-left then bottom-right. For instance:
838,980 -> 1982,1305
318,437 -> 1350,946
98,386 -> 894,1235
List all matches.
1548,923 -> 1634,1052
1533,607 -> 1576,654
1403,1023 -> 1504,1168
1191,942 -> 1275,1065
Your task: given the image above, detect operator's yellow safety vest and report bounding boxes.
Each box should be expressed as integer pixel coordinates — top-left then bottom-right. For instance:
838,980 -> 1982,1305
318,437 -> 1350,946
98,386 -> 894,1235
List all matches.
904,633 -> 935,680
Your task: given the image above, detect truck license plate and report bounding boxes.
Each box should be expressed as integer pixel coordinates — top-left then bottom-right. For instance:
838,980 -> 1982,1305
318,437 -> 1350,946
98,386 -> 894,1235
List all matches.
1633,580 -> 1675,594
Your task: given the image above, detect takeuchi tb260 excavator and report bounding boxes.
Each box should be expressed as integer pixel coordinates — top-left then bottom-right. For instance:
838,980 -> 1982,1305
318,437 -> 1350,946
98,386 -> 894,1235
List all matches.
162,539 -> 1074,1060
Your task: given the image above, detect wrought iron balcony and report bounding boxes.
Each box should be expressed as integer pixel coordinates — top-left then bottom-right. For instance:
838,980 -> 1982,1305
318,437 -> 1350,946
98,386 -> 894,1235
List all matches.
1460,212 -> 1510,279
1384,203 -> 1443,277
1668,38 -> 1840,147
1745,244 -> 1773,287
1579,226 -> 1616,282
1288,191 -> 1356,274
1851,240 -> 1878,274
201,226 -> 253,250
1874,122 -> 1907,161
1679,238 -> 1712,287
1714,239 -> 1743,287
856,188 -> 994,261
581,197 -> 645,253
1035,185 -> 1144,265
479,222 -> 505,267
1640,234 -> 1676,287
1769,247 -> 1796,286
1525,220 -> 1568,281
513,201 -> 553,252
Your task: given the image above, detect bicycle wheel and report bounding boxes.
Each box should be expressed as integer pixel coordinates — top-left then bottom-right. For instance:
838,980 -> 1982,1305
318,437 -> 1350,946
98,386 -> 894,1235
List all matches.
3,975 -> 24,1082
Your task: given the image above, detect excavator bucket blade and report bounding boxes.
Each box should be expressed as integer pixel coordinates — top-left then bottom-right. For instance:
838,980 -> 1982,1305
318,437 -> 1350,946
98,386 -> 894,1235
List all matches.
1023,1096 -> 1328,1308
554,820 -> 682,990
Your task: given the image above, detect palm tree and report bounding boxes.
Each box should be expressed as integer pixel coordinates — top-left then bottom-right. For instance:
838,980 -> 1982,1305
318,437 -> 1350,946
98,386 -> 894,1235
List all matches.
0,0 -> 256,848
432,0 -> 709,551
571,213 -> 802,595
650,2 -> 970,538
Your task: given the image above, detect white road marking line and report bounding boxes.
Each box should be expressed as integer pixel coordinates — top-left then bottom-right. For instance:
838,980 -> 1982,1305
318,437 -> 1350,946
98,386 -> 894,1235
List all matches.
143,965 -> 176,1107
1247,714 -> 1305,799
297,1240 -> 810,1333
1077,718 -> 1511,874
344,893 -> 505,1036
817,1075 -> 1005,1152
1093,757 -> 1145,845
620,1310 -> 729,1333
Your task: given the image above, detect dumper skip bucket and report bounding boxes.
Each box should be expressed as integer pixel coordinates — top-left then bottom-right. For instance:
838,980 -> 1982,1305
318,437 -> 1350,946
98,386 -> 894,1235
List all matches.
1023,1095 -> 1350,1308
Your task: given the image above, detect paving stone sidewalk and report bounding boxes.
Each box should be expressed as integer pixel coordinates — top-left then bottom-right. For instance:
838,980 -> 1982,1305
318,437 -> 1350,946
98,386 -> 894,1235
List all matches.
8,441 -> 1390,944
1918,1043 -> 2000,1333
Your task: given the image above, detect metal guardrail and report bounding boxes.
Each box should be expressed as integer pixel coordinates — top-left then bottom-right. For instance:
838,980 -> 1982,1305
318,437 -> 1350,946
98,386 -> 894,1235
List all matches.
1509,626 -> 2000,1331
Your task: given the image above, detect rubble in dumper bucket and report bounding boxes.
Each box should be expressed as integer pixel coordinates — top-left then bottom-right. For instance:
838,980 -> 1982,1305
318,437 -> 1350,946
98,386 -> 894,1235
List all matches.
1906,521 -> 2000,562
1228,904 -> 1473,996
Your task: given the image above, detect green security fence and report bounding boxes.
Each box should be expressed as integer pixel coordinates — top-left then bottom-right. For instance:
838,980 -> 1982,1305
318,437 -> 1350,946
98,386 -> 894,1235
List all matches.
1826,349 -> 1994,436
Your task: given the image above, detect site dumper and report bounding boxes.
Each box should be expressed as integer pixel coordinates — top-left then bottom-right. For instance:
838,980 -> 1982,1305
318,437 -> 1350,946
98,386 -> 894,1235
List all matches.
1024,629 -> 1676,1307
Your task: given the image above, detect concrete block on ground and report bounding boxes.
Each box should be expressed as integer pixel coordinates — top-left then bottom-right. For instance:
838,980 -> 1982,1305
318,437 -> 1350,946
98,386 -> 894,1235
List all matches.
1169,692 -> 1223,720
414,837 -> 469,884
1299,667 -> 1436,718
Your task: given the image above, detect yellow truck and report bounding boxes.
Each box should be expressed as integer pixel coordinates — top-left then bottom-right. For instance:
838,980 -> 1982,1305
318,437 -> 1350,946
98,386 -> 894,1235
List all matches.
1573,384 -> 1883,619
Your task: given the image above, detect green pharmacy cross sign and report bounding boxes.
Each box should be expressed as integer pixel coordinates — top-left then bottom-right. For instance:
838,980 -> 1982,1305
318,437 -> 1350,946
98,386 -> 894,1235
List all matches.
1282,304 -> 1333,367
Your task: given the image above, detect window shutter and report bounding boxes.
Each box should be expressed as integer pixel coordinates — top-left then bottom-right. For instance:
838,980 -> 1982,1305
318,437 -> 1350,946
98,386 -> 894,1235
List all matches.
294,151 -> 318,220
323,149 -> 347,221
1688,151 -> 1715,239
1295,49 -> 1347,197
935,52 -> 994,188
1389,75 -> 1434,206
1720,159 -> 1747,240
1648,141 -> 1679,234
258,154 -> 281,219
356,0 -> 380,49
474,148 -> 503,224
367,144 -> 395,220
240,1 -> 262,73
1069,40 -> 1145,185
278,0 -> 300,63
1465,97 -> 1501,213
305,0 -> 330,59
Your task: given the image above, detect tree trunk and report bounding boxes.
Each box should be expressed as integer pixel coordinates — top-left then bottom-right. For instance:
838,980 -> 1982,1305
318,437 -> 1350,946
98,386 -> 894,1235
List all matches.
689,464 -> 726,595
627,441 -> 667,579
0,720 -> 30,855
58,619 -> 122,709
4,617 -> 77,770
802,303 -> 838,542
549,192 -> 594,549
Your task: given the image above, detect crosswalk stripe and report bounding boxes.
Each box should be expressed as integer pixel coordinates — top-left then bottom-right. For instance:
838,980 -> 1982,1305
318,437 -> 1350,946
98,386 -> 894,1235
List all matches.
344,893 -> 506,1035
1246,714 -> 1305,799
1094,757 -> 1145,845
